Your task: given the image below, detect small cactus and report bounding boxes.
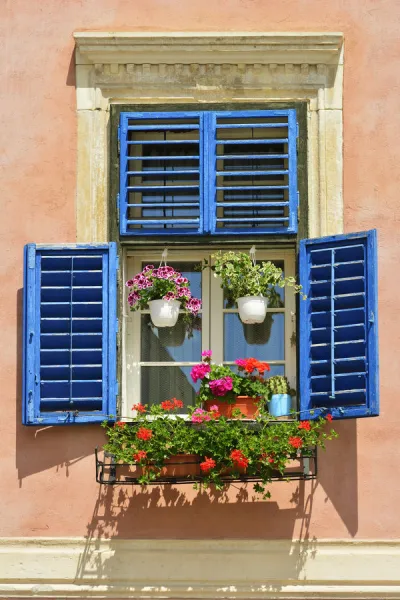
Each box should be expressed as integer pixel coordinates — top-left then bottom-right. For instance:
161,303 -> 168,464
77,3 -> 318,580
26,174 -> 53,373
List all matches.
266,376 -> 295,397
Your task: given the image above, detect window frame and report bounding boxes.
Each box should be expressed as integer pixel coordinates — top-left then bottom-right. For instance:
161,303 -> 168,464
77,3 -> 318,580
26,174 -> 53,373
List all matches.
121,246 -> 297,419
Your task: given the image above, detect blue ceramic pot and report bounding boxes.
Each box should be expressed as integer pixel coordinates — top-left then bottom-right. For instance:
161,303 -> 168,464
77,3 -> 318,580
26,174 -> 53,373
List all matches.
269,394 -> 291,417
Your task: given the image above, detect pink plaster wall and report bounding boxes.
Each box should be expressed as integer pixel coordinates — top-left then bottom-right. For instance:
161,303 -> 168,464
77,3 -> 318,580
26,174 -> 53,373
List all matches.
1,0 -> 400,540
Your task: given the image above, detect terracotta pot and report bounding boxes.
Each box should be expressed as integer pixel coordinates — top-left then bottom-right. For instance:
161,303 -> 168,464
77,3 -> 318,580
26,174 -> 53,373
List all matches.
204,396 -> 260,418
160,454 -> 200,477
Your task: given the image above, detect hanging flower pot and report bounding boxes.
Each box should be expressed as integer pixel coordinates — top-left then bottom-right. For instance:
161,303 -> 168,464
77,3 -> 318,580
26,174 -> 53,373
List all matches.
237,296 -> 268,324
268,394 -> 292,417
126,262 -> 201,327
148,299 -> 180,328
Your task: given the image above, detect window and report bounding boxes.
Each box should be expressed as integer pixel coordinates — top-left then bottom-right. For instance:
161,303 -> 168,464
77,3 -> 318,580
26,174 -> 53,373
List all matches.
118,110 -> 298,236
22,105 -> 379,425
123,248 -> 296,417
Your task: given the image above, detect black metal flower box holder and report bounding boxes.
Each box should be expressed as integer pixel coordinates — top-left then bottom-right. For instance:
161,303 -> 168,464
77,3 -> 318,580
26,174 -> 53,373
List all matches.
95,447 -> 317,486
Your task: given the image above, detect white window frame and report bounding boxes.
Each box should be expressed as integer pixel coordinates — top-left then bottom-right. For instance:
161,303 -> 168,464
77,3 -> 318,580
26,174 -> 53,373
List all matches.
121,246 -> 296,418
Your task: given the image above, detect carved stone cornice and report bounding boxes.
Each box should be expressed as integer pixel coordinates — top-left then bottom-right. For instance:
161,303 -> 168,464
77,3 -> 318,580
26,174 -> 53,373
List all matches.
74,31 -> 343,66
73,31 -> 344,244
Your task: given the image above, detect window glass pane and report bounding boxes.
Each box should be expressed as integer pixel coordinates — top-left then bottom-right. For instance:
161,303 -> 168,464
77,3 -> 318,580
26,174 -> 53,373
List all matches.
141,366 -> 199,410
141,314 -> 201,362
224,313 -> 285,361
141,260 -> 202,300
223,260 -> 285,308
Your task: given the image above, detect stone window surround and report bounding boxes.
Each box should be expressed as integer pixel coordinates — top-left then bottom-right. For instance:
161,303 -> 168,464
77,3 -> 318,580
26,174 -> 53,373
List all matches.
73,32 -> 344,242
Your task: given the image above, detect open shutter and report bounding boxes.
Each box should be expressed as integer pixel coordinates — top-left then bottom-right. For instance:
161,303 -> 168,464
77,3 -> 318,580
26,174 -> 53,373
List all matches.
207,109 -> 298,235
119,111 -> 204,236
23,243 -> 118,425
299,230 -> 379,420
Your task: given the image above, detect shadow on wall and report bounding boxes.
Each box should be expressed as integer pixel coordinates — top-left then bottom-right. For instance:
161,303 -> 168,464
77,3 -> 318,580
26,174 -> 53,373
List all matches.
15,289 -> 105,485
15,286 -> 359,543
75,479 -> 320,585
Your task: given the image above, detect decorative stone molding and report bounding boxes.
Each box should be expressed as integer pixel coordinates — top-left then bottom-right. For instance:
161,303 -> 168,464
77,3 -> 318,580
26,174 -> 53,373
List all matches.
2,537 -> 400,598
73,32 -> 344,242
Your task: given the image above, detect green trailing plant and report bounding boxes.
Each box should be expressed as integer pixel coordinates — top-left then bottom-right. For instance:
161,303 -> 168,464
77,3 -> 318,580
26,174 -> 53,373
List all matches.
265,375 -> 296,398
204,250 -> 303,306
102,399 -> 338,498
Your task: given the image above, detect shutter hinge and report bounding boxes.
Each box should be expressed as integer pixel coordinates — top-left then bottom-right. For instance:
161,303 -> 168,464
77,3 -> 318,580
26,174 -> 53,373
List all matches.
117,126 -> 120,156
115,381 -> 119,398
115,254 -> 120,272
116,318 -> 119,333
369,311 -> 375,324
27,245 -> 35,269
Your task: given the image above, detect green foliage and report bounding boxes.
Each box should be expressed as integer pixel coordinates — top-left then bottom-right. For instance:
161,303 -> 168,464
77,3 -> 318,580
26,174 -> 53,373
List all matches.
102,401 -> 338,497
265,376 -> 296,398
206,251 -> 303,304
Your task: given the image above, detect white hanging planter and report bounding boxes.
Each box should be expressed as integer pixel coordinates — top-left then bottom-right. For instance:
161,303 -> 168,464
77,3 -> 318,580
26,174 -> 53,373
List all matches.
237,296 -> 268,324
148,299 -> 180,328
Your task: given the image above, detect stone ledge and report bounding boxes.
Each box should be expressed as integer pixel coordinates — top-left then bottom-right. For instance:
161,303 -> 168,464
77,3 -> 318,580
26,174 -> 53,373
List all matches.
1,538 -> 400,598
74,32 -> 343,66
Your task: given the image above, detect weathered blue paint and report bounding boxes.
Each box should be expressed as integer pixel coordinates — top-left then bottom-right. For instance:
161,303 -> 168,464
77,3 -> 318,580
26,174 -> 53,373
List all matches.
22,243 -> 118,425
299,230 -> 379,420
119,109 -> 298,237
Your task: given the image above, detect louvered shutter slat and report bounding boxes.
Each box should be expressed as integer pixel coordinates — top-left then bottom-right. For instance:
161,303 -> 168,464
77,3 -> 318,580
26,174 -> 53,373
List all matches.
208,109 -> 298,235
23,244 -> 118,425
299,230 -> 379,420
119,112 -> 203,236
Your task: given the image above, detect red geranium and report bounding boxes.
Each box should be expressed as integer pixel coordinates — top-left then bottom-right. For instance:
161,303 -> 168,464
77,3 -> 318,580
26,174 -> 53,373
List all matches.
133,450 -> 147,462
115,421 -> 125,428
230,449 -> 249,469
200,457 -> 216,473
326,414 -> 333,422
132,403 -> 146,413
289,436 -> 303,449
161,397 -> 184,411
136,427 -> 153,441
298,421 -> 311,431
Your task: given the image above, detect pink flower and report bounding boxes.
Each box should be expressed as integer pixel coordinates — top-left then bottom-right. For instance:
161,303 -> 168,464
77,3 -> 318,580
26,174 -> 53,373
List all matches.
186,297 -> 202,315
142,265 -> 154,273
163,291 -> 176,300
235,358 -> 247,368
126,279 -> 134,287
177,286 -> 190,298
190,363 -> 211,383
201,350 -> 212,358
209,404 -> 219,412
209,376 -> 233,397
191,408 -> 211,423
128,291 -> 140,306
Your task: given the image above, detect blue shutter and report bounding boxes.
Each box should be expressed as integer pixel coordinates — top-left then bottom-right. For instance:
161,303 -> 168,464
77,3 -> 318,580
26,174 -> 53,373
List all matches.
119,111 -> 204,236
207,109 -> 298,235
299,230 -> 379,420
23,243 -> 118,425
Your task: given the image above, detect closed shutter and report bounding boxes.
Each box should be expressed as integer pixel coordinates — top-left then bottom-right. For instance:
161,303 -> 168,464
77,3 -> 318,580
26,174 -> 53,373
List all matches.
23,243 -> 118,425
119,111 -> 204,236
207,109 -> 298,235
299,230 -> 379,420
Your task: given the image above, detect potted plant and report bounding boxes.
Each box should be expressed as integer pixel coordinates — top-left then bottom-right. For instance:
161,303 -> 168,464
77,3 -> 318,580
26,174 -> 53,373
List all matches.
207,251 -> 302,324
191,351 -> 270,418
126,265 -> 201,327
103,399 -> 200,482
102,403 -> 338,498
266,375 -> 296,417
